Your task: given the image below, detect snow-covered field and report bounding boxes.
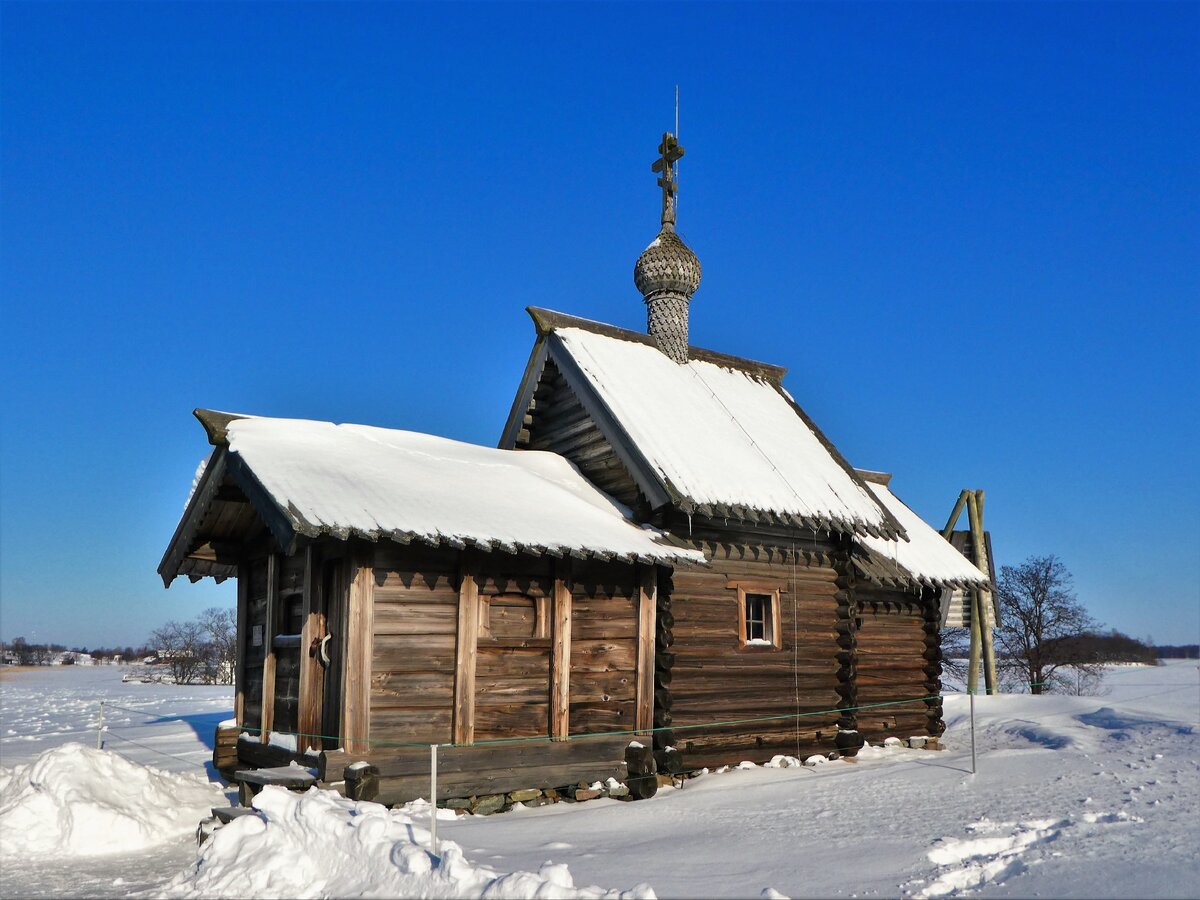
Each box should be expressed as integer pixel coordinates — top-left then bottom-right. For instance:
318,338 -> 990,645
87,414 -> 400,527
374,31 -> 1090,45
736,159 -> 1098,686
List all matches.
1,662 -> 1196,899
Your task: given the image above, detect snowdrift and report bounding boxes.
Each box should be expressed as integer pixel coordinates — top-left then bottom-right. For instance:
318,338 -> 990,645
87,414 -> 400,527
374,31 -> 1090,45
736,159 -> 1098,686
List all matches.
0,743 -> 225,857
164,786 -> 655,899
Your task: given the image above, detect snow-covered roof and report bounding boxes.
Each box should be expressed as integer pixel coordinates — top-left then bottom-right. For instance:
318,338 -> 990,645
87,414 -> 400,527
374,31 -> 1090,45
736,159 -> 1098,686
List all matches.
163,413 -> 703,582
546,324 -> 901,538
853,479 -> 990,590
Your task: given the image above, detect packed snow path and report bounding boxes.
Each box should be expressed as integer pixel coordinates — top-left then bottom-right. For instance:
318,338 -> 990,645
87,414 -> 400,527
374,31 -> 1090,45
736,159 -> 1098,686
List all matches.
0,663 -> 1196,898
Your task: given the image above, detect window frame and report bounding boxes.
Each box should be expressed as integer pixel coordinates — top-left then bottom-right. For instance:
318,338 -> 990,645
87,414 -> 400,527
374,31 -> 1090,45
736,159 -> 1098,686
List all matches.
732,582 -> 783,651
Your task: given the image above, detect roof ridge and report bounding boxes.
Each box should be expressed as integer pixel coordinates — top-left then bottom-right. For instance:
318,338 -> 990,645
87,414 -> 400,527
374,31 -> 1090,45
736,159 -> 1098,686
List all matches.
526,306 -> 788,382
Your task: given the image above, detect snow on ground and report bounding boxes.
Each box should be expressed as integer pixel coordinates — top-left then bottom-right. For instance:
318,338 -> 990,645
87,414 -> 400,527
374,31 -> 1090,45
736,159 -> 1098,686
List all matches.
0,743 -> 224,857
1,662 -> 1196,899
161,787 -> 653,900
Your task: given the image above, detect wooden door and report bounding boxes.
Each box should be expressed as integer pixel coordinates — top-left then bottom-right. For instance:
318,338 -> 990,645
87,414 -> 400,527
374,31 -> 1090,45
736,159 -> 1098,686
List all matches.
319,558 -> 346,749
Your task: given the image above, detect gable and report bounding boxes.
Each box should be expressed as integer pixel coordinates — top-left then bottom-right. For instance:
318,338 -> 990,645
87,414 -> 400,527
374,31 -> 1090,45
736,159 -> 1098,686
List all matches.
513,357 -> 650,514
502,309 -> 903,539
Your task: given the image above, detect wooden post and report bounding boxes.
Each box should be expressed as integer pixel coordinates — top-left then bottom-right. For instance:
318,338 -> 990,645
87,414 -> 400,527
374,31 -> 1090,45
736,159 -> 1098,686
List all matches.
941,490 -> 970,540
342,547 -> 374,755
967,586 -> 983,696
551,561 -> 572,740
297,546 -> 325,752
235,561 -> 248,726
635,566 -> 657,733
260,553 -> 279,744
970,490 -> 999,695
452,554 -> 479,746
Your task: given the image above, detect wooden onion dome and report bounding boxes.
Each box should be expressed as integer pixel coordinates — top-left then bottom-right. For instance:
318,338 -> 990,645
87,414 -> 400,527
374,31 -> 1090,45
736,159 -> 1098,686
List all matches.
634,131 -> 701,364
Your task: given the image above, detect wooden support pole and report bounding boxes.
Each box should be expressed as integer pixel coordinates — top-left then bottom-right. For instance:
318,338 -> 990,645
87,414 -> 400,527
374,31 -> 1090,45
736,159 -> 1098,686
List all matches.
942,490 -> 970,540
635,566 -> 657,733
235,560 -> 248,727
969,490 -> 999,695
260,553 -> 279,744
343,547 -> 374,755
297,546 -> 324,752
452,554 -> 479,746
551,561 -> 572,741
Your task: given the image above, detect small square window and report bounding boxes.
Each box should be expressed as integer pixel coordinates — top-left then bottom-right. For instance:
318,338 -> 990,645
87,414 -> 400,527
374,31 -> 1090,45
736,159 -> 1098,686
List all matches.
734,584 -> 781,649
745,593 -> 771,643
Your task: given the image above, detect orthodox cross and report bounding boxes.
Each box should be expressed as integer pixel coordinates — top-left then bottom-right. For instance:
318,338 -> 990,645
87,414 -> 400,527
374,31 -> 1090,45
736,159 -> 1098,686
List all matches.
651,131 -> 685,227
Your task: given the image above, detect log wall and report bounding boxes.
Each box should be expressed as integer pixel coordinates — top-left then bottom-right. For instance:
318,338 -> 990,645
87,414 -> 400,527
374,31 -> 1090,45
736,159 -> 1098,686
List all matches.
855,585 -> 943,744
666,527 -> 845,768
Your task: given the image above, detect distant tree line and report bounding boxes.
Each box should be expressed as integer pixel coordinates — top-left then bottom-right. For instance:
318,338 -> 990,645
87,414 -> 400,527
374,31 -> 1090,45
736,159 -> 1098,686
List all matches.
3,606 -> 237,685
1,637 -> 154,665
1155,644 -> 1199,660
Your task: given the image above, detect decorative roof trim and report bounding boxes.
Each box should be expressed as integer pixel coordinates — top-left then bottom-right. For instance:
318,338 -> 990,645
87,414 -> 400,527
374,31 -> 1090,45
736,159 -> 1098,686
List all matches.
497,338 -> 548,450
526,307 -> 788,383
194,408 -> 251,447
854,468 -> 893,486
158,447 -> 227,586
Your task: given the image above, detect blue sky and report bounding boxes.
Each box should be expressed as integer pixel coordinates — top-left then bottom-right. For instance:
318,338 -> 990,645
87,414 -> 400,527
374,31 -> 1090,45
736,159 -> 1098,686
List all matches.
2,2 -> 1197,648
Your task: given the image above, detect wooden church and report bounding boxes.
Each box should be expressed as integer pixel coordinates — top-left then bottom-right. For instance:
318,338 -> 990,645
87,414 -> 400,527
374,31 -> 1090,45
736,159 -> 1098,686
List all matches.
160,133 -> 990,805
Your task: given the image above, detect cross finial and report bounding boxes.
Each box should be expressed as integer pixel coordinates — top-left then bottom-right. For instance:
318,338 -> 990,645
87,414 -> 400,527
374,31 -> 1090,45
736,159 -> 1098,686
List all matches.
651,131 -> 685,228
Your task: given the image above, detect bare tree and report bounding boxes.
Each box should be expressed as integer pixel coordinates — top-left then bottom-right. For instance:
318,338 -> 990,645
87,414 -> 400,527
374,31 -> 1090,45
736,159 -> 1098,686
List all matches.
199,607 -> 237,685
994,555 -> 1101,694
149,620 -> 206,685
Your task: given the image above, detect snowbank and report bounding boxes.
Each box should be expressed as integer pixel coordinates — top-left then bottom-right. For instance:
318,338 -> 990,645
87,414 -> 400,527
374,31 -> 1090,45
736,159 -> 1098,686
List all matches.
0,743 -> 224,857
165,786 -> 654,899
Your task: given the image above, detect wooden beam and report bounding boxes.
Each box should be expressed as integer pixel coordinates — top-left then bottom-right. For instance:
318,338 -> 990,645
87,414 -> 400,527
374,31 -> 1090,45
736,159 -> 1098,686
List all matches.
235,559 -> 248,726
635,566 -> 657,733
297,546 -> 324,753
942,490 -> 970,540
453,554 -> 479,746
260,553 -> 279,744
969,490 -> 999,695
342,547 -> 374,755
551,561 -> 572,741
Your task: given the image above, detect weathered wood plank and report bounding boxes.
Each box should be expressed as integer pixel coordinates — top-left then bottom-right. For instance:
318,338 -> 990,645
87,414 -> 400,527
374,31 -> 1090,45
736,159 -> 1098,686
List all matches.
551,567 -> 571,740
343,548 -> 375,755
635,567 -> 656,733
260,553 -> 279,743
453,559 -> 479,745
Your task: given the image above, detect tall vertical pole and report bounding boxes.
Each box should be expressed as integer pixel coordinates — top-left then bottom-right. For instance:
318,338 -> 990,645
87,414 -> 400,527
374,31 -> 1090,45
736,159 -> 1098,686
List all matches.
96,700 -> 105,750
967,588 -> 983,696
429,744 -> 439,857
969,690 -> 977,775
968,491 -> 999,695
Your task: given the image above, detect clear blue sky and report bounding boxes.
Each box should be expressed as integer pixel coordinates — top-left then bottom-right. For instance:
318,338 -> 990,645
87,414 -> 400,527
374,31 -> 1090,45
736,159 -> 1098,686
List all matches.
2,2 -> 1197,649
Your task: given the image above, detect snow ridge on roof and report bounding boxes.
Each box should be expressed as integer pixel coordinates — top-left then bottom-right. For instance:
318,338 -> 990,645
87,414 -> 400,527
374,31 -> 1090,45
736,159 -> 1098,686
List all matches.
224,416 -> 702,564
553,327 -> 897,537
856,482 -> 991,589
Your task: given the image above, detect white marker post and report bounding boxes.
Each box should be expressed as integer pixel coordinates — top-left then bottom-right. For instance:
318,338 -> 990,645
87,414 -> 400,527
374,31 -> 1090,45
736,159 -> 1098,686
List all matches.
969,690 -> 977,775
96,701 -> 105,750
429,744 -> 439,857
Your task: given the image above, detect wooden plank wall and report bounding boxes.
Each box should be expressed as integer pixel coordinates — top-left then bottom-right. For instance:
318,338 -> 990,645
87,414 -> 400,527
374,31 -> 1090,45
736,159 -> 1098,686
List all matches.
568,560 -> 639,736
271,553 -> 306,737
473,556 -> 555,741
241,558 -> 269,731
371,545 -> 460,746
668,535 -> 844,768
855,585 -> 942,743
